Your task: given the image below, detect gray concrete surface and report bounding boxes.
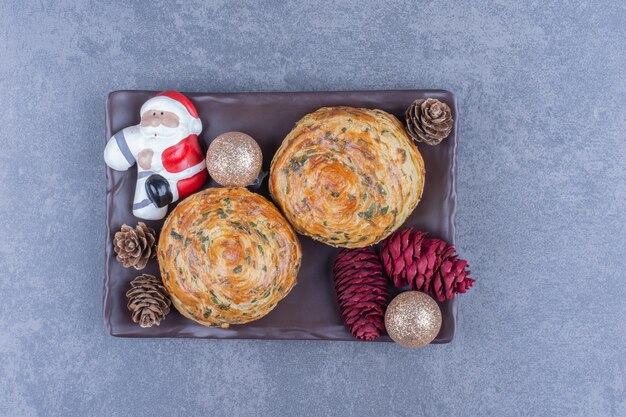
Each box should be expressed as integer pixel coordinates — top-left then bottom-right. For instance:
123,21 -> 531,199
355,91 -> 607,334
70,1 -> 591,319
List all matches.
0,1 -> 624,416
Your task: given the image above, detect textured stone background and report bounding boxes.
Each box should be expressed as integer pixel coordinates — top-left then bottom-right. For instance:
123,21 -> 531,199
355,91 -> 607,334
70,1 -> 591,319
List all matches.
1,1 -> 624,416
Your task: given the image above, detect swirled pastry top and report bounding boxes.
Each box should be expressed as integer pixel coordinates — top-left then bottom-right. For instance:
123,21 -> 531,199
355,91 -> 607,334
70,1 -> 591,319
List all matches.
270,107 -> 425,248
158,187 -> 301,328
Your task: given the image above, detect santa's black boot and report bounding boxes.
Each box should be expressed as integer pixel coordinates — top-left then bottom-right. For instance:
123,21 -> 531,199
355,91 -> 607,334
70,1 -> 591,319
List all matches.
145,174 -> 174,208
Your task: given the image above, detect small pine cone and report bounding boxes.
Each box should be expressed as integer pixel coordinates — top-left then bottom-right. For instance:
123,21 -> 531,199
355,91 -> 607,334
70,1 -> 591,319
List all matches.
405,98 -> 453,145
380,229 -> 475,301
380,228 -> 427,287
126,274 -> 171,328
333,247 -> 389,341
113,222 -> 156,270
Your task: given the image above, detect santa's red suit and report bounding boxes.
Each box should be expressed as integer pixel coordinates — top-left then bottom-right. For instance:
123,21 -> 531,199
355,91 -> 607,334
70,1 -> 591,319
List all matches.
104,91 -> 207,220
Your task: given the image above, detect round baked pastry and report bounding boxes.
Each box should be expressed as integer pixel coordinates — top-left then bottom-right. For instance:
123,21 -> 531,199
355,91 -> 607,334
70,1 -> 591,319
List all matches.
270,106 -> 425,248
158,187 -> 301,328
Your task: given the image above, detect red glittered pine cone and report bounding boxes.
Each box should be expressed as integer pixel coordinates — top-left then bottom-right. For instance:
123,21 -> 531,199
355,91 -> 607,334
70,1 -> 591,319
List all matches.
380,228 -> 427,287
436,241 -> 474,297
333,247 -> 389,341
381,229 -> 475,301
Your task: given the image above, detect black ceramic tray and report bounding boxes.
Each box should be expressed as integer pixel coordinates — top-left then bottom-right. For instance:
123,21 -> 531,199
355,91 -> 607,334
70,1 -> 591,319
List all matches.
104,89 -> 458,342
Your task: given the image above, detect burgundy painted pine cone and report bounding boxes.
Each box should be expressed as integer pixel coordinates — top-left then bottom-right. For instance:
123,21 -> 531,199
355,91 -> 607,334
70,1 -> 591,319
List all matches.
380,229 -> 474,301
333,247 -> 389,341
380,228 -> 427,288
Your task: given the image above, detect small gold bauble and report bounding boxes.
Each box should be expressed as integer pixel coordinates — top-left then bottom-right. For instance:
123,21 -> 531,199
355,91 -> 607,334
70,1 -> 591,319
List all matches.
206,132 -> 263,187
385,291 -> 442,349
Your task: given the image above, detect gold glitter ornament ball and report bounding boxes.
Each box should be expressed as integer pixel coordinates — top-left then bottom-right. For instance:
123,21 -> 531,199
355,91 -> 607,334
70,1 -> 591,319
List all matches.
206,132 -> 263,187
385,291 -> 442,349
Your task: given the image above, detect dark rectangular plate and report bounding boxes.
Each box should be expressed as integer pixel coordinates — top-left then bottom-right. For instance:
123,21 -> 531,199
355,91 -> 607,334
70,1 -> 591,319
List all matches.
105,89 -> 458,342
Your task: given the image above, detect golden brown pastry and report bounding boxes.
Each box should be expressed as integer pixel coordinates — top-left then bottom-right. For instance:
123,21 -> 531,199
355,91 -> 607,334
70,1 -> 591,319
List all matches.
158,187 -> 301,328
270,107 -> 425,248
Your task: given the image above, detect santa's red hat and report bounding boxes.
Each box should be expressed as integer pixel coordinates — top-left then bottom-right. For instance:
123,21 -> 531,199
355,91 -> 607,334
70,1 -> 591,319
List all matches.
140,91 -> 202,135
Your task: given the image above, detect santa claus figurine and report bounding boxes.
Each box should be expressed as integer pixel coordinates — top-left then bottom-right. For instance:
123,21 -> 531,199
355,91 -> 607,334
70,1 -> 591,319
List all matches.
104,91 -> 207,220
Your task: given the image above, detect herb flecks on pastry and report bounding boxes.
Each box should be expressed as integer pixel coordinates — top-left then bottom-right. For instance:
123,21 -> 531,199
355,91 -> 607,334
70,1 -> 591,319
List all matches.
270,107 -> 425,248
158,188 -> 301,328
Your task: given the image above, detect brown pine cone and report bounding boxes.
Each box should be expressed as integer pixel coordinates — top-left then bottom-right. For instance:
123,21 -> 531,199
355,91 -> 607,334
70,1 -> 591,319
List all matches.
333,247 -> 389,341
126,274 -> 171,328
380,229 -> 474,301
405,98 -> 453,145
113,222 -> 156,270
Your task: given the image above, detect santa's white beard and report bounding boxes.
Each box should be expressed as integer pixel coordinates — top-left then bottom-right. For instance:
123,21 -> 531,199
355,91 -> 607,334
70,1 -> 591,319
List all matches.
140,124 -> 190,143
